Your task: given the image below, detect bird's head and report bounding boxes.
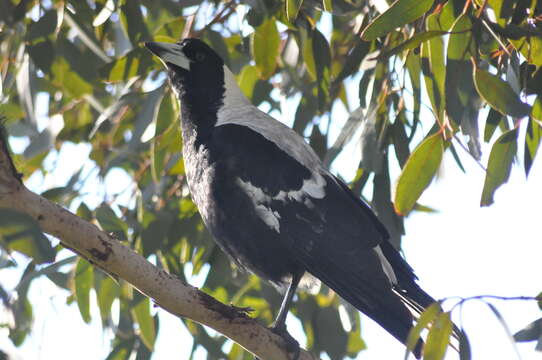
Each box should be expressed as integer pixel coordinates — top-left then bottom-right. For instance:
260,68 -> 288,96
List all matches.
145,38 -> 248,124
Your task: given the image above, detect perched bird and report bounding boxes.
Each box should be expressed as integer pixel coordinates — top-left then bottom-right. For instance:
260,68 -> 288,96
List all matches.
145,38 -> 436,359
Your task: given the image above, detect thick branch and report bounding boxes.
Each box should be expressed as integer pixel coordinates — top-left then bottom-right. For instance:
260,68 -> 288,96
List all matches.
0,132 -> 317,360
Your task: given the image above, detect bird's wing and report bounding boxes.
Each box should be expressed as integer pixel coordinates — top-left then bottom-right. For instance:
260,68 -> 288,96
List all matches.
210,122 -> 417,345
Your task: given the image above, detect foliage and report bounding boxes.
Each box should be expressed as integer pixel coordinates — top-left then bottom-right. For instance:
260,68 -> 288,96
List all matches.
0,0 -> 541,359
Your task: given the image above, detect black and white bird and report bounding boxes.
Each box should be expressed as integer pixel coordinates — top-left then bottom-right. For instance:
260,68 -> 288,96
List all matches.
145,38 -> 436,359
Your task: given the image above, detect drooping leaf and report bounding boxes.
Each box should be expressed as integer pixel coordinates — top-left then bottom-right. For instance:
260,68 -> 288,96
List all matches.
75,257 -> 94,323
381,30 -> 447,59
286,0 -> 304,22
26,10 -> 58,43
96,204 -> 128,240
524,117 -> 542,176
105,339 -> 136,360
484,108 -> 503,142
311,28 -> 331,110
93,0 -> 116,27
335,40 -> 370,83
405,302 -> 442,357
394,133 -> 445,215
119,0 -> 150,44
474,67 -> 531,118
406,50 -> 421,126
458,328 -> 472,360
361,0 -> 434,41
131,295 -> 156,350
424,12 -> 446,121
50,57 -> 93,98
97,275 -> 120,324
238,65 -> 259,100
0,208 -> 55,264
424,311 -> 453,360
251,18 -> 280,79
481,128 -> 518,206
445,14 -> 475,127
531,96 -> 542,121
100,48 -> 155,83
513,318 -> 542,342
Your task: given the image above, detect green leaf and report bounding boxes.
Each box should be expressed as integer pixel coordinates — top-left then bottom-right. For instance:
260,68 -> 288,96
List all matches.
361,0 -> 434,41
50,57 -> 93,98
514,318 -> 542,342
119,0 -> 150,44
97,275 -> 120,324
525,117 -> 542,176
405,302 -> 441,357
93,0 -> 115,27
424,311 -> 453,360
251,18 -> 280,79
531,96 -> 542,121
426,12 -> 446,119
346,313 -> 366,355
322,0 -> 332,12
394,133 -> 445,215
153,17 -> 186,40
132,296 -> 156,350
26,10 -> 57,43
335,40 -> 370,83
381,30 -> 447,59
312,28 -> 331,111
27,40 -> 55,74
238,65 -> 259,100
0,208 -> 55,264
286,0 -> 304,22
100,48 -> 154,83
474,68 -> 531,118
406,51 -> 421,128
77,202 -> 93,221
105,339 -> 135,360
484,108 -> 503,142
75,258 -> 94,323
96,204 -> 128,240
458,328 -> 472,360
481,128 -> 518,206
445,14 -> 475,127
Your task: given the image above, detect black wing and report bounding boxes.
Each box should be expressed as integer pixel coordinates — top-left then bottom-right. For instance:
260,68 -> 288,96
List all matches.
209,124 -> 428,354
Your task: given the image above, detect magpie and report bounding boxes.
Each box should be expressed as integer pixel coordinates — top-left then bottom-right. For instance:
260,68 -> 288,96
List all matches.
145,38 -> 437,359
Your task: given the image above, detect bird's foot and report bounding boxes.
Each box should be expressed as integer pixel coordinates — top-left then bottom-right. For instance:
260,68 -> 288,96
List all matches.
265,324 -> 300,360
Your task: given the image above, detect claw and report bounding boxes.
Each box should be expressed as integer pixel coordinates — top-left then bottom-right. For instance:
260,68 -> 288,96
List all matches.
254,326 -> 300,360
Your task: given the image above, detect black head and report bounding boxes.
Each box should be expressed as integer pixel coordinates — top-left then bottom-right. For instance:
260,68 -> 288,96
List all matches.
145,38 -> 226,134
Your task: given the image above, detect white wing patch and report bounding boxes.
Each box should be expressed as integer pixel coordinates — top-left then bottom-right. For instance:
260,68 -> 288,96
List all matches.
235,178 -> 282,232
374,245 -> 398,285
235,174 -> 327,233
276,173 -> 326,202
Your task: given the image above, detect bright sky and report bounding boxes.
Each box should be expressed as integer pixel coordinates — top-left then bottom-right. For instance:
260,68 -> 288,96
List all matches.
2,8 -> 542,360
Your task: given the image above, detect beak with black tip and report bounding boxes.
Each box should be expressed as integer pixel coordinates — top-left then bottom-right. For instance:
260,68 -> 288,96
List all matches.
145,41 -> 190,70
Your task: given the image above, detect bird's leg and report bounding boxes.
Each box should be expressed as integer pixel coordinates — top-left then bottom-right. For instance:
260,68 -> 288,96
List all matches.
254,272 -> 303,360
270,272 -> 303,359
272,271 -> 302,333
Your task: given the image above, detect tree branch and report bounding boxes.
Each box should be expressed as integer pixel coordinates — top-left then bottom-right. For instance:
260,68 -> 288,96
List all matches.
0,126 -> 317,360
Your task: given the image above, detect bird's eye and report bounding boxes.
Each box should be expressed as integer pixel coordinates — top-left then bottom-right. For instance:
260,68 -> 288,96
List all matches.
195,52 -> 206,62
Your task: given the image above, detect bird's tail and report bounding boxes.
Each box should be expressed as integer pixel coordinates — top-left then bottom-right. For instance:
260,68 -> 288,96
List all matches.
379,240 -> 462,357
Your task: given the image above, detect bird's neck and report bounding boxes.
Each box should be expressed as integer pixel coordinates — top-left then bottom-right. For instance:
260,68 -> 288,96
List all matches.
176,66 -> 251,147
171,73 -> 222,145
